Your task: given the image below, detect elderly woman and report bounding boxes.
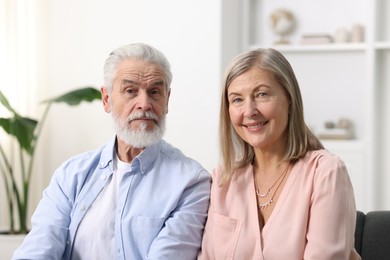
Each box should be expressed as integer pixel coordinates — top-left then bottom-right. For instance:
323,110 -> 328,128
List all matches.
198,48 -> 360,260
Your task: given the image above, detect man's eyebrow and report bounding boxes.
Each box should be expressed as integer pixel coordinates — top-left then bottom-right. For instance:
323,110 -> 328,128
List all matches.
122,79 -> 138,85
151,80 -> 164,87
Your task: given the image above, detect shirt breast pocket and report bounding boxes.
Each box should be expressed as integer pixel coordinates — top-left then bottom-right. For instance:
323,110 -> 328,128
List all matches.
212,213 -> 242,260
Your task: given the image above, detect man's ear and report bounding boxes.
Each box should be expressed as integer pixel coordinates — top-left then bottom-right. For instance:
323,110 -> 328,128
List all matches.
101,86 -> 111,113
166,88 -> 171,114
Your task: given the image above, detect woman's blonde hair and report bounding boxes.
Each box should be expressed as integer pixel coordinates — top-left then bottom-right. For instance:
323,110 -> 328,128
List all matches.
219,48 -> 323,184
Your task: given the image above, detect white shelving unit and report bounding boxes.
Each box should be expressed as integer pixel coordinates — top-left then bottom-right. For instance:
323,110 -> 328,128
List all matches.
237,0 -> 390,212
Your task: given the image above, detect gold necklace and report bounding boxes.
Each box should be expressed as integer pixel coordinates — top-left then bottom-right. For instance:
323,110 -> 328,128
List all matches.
255,164 -> 290,209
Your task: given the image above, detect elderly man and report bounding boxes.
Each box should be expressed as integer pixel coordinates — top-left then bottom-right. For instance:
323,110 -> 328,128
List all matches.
13,43 -> 211,260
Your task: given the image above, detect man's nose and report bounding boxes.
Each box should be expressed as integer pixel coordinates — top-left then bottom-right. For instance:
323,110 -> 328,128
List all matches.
136,92 -> 152,110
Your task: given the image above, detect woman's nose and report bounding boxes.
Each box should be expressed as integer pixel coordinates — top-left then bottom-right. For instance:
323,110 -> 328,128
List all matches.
243,100 -> 259,118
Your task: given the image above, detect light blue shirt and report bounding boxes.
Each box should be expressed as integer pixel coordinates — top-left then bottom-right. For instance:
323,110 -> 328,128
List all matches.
13,136 -> 211,260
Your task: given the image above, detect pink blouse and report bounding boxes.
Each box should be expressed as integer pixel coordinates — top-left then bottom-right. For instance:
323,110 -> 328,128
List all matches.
198,150 -> 361,260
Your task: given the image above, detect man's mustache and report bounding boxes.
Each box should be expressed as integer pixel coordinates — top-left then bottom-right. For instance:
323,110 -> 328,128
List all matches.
127,111 -> 159,122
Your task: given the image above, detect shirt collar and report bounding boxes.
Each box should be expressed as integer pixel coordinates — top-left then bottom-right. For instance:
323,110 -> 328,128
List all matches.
99,135 -> 162,175
99,136 -> 116,170
134,139 -> 162,174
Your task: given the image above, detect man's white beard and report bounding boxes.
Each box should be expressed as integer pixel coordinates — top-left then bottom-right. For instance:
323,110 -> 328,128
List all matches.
111,110 -> 165,148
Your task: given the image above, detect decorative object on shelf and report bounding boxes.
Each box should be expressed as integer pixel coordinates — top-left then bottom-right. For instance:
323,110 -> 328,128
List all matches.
299,23 -> 365,46
333,24 -> 365,43
299,33 -> 333,45
334,27 -> 350,43
317,118 -> 354,140
351,23 -> 365,43
269,8 -> 296,45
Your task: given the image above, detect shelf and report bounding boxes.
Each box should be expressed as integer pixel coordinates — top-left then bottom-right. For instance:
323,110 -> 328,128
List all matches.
249,43 -> 367,53
375,42 -> 390,49
321,140 -> 365,151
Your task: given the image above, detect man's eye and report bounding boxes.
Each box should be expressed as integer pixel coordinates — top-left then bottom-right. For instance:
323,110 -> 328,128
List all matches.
150,89 -> 161,95
126,88 -> 135,94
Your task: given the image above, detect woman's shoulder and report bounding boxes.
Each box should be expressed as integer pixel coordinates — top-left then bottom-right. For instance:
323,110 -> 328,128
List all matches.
303,149 -> 345,167
297,149 -> 349,181
212,163 -> 252,180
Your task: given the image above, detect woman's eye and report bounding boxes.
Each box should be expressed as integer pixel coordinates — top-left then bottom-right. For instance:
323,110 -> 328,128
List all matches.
256,91 -> 268,98
231,97 -> 242,104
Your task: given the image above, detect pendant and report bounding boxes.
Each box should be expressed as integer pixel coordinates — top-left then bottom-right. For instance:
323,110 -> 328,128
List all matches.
258,199 -> 273,209
256,189 -> 270,198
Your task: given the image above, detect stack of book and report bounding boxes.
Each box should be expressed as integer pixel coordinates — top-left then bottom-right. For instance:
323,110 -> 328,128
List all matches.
299,33 -> 333,45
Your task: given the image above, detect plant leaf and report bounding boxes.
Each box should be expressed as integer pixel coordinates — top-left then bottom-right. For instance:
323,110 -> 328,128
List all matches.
0,118 -> 11,133
0,116 -> 37,154
43,87 -> 101,106
0,90 -> 17,114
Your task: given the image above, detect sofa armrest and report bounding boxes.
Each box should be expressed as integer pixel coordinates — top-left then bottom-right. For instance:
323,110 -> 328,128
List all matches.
360,211 -> 390,259
354,211 -> 365,255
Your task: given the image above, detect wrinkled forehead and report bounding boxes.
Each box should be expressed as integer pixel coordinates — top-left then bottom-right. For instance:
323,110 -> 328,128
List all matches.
116,58 -> 164,74
115,59 -> 166,84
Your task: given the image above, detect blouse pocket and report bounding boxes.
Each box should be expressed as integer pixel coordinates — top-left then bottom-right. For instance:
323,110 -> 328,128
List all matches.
212,213 -> 242,260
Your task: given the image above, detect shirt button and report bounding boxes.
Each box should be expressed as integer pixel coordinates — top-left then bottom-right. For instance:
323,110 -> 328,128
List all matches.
80,205 -> 86,211
101,175 -> 106,181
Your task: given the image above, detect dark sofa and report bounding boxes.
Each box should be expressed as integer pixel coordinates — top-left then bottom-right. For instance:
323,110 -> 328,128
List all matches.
355,211 -> 390,259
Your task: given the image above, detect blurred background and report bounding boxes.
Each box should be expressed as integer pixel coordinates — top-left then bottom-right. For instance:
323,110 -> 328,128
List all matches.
1,0 -> 389,230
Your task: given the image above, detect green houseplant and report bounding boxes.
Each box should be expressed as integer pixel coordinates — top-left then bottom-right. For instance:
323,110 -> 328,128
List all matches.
0,87 -> 101,234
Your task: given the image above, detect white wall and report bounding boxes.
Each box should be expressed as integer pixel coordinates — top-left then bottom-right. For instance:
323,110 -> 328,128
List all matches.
44,0 -> 222,184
